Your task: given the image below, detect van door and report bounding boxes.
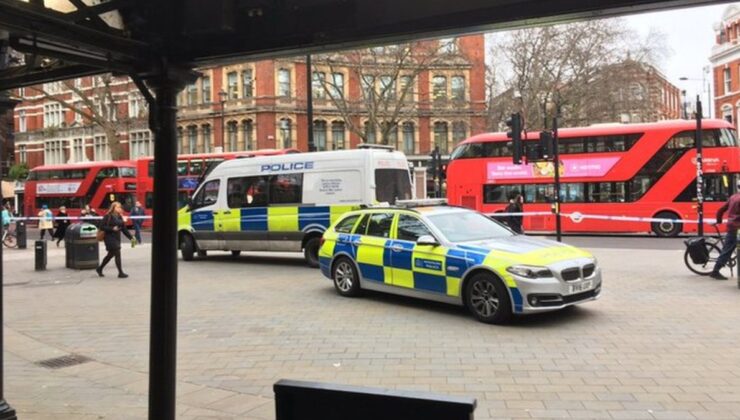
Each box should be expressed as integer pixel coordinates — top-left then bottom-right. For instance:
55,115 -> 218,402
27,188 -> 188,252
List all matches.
222,175 -> 269,251
189,179 -> 222,250
267,173 -> 303,251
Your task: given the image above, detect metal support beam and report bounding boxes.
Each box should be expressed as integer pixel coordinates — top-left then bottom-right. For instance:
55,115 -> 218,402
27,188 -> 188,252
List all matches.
144,63 -> 193,420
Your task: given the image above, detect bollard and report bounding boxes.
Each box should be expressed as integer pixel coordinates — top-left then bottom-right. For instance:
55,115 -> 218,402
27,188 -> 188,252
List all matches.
34,240 -> 47,271
16,220 -> 26,249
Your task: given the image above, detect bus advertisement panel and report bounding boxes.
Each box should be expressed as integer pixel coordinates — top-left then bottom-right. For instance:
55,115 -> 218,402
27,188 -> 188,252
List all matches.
447,119 -> 740,236
24,161 -> 138,219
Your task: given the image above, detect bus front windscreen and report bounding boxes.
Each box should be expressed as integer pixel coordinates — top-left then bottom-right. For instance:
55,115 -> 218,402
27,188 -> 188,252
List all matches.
375,169 -> 412,204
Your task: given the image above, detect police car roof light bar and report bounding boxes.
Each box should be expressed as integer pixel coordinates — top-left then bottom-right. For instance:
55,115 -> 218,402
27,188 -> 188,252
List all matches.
395,198 -> 448,208
357,143 -> 395,151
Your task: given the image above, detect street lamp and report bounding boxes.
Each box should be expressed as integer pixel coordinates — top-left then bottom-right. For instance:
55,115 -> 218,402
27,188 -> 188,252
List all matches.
218,90 -> 227,152
680,66 -> 712,118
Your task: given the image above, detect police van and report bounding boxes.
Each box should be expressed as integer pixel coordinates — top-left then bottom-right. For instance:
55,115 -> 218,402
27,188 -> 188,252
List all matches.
177,147 -> 413,266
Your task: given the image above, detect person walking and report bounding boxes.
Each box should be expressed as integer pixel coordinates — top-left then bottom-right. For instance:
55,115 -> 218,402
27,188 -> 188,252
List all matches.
129,201 -> 145,244
709,182 -> 740,280
83,204 -> 100,227
504,192 -> 524,234
1,204 -> 10,230
53,206 -> 71,247
96,202 -> 136,278
38,204 -> 54,240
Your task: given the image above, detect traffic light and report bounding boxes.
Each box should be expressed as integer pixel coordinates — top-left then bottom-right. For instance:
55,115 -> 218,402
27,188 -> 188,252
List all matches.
539,131 -> 553,160
506,113 -> 523,164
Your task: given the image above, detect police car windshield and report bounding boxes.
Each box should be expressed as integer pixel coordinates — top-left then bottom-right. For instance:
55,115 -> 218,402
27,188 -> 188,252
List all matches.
428,211 -> 513,242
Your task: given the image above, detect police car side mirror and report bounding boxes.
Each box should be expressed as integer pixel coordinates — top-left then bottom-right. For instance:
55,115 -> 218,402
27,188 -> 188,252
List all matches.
417,235 -> 438,247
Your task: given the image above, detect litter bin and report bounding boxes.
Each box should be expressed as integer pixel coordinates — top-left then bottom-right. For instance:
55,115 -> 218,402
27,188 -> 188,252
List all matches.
34,240 -> 47,271
65,223 -> 99,270
16,220 -> 26,249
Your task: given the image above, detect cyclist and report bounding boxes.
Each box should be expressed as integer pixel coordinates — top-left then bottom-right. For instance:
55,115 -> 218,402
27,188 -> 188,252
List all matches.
709,180 -> 740,280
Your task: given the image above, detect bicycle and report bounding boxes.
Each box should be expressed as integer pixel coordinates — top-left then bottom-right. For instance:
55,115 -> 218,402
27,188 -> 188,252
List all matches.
684,224 -> 737,276
2,224 -> 17,248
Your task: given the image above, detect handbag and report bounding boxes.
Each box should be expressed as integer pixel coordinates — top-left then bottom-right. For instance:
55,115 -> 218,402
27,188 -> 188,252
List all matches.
96,230 -> 105,242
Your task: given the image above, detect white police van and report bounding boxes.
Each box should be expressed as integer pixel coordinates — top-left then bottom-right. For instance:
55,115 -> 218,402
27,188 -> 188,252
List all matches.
177,147 -> 413,266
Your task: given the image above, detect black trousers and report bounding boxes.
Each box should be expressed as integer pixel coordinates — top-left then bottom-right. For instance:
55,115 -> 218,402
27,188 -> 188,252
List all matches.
40,228 -> 53,239
99,249 -> 123,274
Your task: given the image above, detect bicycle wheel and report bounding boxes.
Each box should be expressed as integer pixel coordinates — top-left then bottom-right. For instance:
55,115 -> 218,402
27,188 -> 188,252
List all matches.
684,242 -> 722,275
3,233 -> 17,248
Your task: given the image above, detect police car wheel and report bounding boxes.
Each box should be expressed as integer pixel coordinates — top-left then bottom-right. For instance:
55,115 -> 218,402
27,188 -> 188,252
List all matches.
181,234 -> 195,261
304,237 -> 321,268
465,273 -> 512,324
332,257 -> 361,297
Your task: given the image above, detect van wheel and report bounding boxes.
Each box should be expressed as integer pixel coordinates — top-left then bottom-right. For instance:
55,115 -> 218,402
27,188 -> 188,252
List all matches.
464,273 -> 512,324
181,234 -> 195,261
231,250 -> 241,257
304,237 -> 321,268
652,211 -> 681,237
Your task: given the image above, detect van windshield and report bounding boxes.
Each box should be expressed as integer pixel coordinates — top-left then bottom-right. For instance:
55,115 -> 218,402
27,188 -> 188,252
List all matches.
375,169 -> 412,204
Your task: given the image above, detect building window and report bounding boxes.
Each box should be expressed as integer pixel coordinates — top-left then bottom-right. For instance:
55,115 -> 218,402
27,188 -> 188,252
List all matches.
44,140 -> 66,164
399,75 -> 414,98
439,37 -> 457,54
227,121 -> 238,151
242,69 -> 253,98
452,121 -> 467,145
725,68 -> 732,94
72,138 -> 85,163
330,72 -> 344,99
243,120 -> 254,151
279,118 -> 292,148
403,122 -> 415,154
186,82 -> 198,105
202,125 -> 211,153
130,131 -> 153,158
313,120 -> 327,151
129,93 -> 145,119
723,106 -> 733,124
94,136 -> 110,160
434,121 -> 449,154
332,121 -> 345,150
433,76 -> 447,101
278,69 -> 291,97
312,72 -> 326,99
177,127 -> 183,154
451,76 -> 465,101
202,76 -> 211,103
18,110 -> 26,133
361,75 -> 375,100
18,145 -> 27,164
187,125 -> 198,154
227,71 -> 238,99
385,122 -> 398,146
364,121 -> 376,144
380,75 -> 396,100
43,103 -> 63,128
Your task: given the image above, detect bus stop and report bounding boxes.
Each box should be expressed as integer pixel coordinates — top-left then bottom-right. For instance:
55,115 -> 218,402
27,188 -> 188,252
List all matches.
0,0 -> 724,418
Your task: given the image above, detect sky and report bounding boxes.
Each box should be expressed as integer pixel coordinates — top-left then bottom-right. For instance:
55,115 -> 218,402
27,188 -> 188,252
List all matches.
624,2 -> 734,117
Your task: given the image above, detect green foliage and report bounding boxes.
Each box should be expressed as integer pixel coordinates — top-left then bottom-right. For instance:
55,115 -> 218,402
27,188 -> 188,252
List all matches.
8,163 -> 29,181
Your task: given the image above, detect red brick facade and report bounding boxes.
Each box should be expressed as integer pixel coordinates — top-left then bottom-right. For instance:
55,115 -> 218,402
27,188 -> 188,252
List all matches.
711,5 -> 740,125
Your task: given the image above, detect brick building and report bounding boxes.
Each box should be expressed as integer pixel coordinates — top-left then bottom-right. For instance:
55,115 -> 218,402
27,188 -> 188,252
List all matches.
11,35 -> 486,170
711,4 -> 740,124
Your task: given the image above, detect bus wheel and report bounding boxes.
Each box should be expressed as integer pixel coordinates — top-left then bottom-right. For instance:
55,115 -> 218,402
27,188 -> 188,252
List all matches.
304,236 -> 321,268
180,234 -> 196,261
652,211 -> 682,237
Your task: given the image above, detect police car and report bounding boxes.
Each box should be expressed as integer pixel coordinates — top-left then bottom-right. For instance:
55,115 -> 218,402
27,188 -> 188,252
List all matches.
318,201 -> 601,324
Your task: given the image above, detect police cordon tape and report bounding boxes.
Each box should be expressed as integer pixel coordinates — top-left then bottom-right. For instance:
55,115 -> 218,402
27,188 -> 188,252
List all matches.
488,211 -> 710,225
8,215 -> 153,221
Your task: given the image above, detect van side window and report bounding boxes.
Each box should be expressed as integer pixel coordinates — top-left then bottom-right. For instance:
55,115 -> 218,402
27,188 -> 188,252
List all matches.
335,215 -> 360,233
192,179 -> 220,209
366,213 -> 394,238
227,176 -> 269,208
270,174 -> 303,204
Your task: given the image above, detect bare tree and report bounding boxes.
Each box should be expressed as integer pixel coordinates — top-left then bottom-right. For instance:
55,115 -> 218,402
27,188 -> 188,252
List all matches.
312,41 -> 463,145
488,19 -> 669,129
29,74 -> 138,160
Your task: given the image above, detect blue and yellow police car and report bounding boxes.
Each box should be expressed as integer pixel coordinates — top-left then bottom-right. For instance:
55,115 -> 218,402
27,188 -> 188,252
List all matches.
318,201 -> 602,324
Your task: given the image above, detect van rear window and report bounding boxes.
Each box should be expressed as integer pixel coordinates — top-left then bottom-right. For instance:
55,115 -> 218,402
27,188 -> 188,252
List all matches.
375,169 -> 412,204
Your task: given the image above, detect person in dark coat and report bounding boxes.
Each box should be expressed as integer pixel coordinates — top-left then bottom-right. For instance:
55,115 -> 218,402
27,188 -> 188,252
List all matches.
129,201 -> 145,244
96,201 -> 135,278
53,206 -> 71,247
505,192 -> 524,234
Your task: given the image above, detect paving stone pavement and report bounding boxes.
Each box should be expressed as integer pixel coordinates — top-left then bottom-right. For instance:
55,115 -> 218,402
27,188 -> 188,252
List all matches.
2,239 -> 740,419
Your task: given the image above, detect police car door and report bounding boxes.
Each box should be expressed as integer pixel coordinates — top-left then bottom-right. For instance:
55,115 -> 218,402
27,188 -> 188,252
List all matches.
189,178 -> 222,250
392,214 -> 448,294
354,212 -> 394,284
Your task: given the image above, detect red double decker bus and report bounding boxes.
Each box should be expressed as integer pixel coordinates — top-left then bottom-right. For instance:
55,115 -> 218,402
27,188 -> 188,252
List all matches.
24,161 -> 138,218
135,149 -> 300,212
447,119 -> 740,236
